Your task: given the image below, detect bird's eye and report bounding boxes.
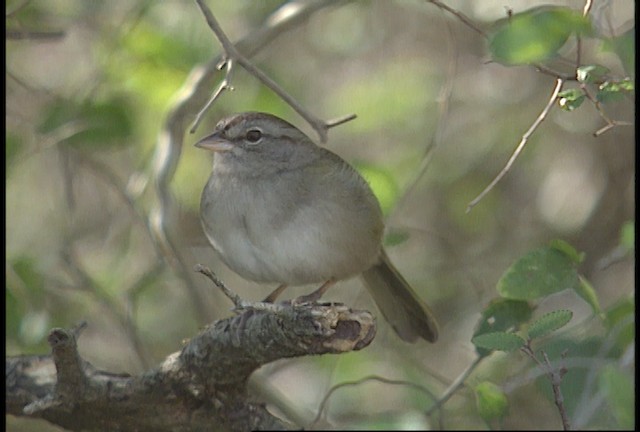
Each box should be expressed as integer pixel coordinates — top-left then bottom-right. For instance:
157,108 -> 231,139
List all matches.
245,129 -> 262,143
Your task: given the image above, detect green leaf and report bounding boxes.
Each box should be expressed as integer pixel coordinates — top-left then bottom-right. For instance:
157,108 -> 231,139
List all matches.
596,78 -> 634,103
619,220 -> 634,252
472,332 -> 526,352
489,6 -> 592,65
574,275 -> 602,315
576,64 -> 610,83
475,381 -> 509,422
604,297 -> 634,355
549,239 -> 584,264
473,298 -> 533,333
497,245 -> 579,301
601,26 -> 635,77
528,310 -> 573,339
473,298 -> 533,356
557,89 -> 585,111
598,365 -> 634,429
38,96 -> 134,150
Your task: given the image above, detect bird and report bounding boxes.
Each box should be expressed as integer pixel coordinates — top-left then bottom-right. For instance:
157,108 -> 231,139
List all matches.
195,111 -> 438,343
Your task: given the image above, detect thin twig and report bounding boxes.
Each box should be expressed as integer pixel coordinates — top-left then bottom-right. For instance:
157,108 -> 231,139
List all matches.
426,355 -> 483,415
190,58 -> 235,133
593,120 -> 632,137
309,375 -> 438,428
193,264 -> 244,308
543,350 -> 571,431
520,344 -> 571,430
325,113 -> 358,129
533,63 -> 576,81
466,78 -> 564,212
425,0 -> 487,38
580,83 -> 633,136
193,0 -> 355,142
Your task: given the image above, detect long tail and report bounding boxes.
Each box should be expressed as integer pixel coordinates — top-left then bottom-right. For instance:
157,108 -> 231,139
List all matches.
361,248 -> 439,343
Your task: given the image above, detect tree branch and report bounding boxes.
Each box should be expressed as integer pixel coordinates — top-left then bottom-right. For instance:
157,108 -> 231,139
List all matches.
7,302 -> 376,431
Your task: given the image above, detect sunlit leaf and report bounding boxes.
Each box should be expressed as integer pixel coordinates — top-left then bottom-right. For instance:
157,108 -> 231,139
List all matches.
490,6 -> 592,65
475,381 -> 509,421
557,89 -> 585,111
597,78 -> 634,103
576,64 -> 610,83
549,239 -> 584,264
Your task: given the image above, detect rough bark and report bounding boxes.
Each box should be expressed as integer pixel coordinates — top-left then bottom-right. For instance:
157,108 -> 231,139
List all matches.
6,303 -> 376,431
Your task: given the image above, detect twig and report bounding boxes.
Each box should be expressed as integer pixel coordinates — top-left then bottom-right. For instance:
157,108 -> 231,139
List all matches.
190,58 -> 235,133
426,355 -> 483,415
580,83 -> 633,136
193,0 -> 355,142
520,344 -> 570,430
309,375 -> 438,428
575,0 -> 593,72
325,113 -> 358,129
193,264 -> 284,313
466,78 -> 564,212
193,264 -> 244,308
425,0 -> 487,38
543,350 -> 571,431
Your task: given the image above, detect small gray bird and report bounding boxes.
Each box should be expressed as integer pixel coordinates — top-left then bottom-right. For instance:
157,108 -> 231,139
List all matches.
196,112 -> 438,343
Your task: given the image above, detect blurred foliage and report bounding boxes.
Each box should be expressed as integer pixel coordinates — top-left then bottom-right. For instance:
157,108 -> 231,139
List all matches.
489,6 -> 592,65
5,0 -> 634,430
474,381 -> 509,423
38,95 -> 135,149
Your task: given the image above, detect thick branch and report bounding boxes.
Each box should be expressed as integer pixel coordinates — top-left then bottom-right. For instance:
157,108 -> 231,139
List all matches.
6,303 -> 376,431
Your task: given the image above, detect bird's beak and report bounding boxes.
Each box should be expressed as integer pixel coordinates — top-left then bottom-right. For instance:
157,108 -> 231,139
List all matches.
194,133 -> 234,152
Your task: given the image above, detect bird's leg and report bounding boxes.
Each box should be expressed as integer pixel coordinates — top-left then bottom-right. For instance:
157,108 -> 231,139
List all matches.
263,283 -> 288,302
292,278 -> 336,305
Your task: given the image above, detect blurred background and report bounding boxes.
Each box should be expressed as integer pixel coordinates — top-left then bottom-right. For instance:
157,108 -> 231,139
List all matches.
6,0 -> 634,430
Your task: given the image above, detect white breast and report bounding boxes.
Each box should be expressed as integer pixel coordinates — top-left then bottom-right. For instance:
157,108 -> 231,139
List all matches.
201,162 -> 383,286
